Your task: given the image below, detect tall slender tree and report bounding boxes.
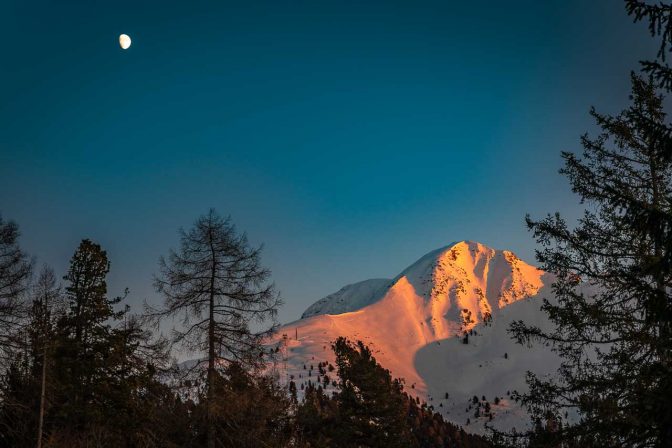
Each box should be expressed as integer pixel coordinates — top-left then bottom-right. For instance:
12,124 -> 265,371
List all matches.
0,215 -> 32,359
30,266 -> 61,448
151,209 -> 281,448
505,75 -> 672,447
53,239 -> 124,431
45,239 -> 176,446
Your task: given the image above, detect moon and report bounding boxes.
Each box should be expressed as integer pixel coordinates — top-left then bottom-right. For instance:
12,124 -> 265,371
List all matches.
119,34 -> 131,50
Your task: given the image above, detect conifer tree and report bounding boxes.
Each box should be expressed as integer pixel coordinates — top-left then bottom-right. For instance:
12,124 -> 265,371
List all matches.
150,209 -> 280,448
505,75 -> 672,447
627,1 -> 672,90
53,239 -> 123,430
45,239 -> 172,446
332,337 -> 415,448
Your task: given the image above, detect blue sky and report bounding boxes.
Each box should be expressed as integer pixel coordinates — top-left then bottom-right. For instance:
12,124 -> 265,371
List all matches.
0,0 -> 658,323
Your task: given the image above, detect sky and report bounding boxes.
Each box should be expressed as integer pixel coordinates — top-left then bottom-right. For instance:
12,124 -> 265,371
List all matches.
0,0 -> 660,324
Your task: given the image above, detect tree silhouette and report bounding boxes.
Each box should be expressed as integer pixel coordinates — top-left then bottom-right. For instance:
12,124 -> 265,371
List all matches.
150,209 -> 280,448
505,75 -> 672,447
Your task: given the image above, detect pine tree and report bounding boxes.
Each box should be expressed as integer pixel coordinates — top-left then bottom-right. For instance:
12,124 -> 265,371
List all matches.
150,209 -> 281,448
505,75 -> 672,447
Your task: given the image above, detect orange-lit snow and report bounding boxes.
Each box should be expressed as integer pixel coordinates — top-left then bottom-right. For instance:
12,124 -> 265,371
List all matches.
268,241 -> 557,433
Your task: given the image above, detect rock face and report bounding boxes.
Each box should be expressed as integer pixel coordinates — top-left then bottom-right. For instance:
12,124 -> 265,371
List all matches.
271,241 -> 558,434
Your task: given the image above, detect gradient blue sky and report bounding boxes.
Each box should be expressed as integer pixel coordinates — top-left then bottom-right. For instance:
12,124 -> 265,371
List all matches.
0,1 -> 658,323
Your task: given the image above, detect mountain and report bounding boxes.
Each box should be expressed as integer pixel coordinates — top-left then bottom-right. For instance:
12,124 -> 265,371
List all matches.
300,278 -> 393,318
270,241 -> 561,434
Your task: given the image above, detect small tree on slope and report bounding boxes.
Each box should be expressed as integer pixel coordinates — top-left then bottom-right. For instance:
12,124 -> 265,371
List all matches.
502,75 -> 672,447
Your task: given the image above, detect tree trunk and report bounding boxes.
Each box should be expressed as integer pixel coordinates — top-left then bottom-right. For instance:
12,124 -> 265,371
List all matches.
36,345 -> 47,448
37,289 -> 50,448
207,226 -> 217,448
648,155 -> 672,448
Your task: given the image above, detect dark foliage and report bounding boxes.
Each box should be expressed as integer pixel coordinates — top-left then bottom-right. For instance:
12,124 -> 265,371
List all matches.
498,75 -> 672,447
295,337 -> 491,448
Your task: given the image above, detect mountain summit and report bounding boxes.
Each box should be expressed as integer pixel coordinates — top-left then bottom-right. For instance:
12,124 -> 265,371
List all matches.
272,241 -> 557,433
301,241 -> 543,333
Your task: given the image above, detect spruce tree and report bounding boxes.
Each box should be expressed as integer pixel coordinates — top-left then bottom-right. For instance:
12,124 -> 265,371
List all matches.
505,75 -> 672,447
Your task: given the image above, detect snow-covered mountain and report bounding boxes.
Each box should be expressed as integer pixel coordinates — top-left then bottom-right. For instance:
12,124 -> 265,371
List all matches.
300,278 -> 393,318
270,241 -> 561,434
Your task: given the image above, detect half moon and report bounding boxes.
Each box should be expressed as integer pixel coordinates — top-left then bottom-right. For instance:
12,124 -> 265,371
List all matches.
119,34 -> 131,50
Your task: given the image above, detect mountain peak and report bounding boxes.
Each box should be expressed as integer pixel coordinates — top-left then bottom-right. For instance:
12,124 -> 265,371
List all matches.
302,241 -> 543,327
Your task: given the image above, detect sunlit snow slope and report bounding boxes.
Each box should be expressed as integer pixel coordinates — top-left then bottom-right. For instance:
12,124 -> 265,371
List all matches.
270,241 -> 559,433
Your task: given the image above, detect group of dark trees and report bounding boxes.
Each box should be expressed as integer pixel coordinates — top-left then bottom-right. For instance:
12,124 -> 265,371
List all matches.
0,210 -> 492,447
0,230 -> 185,447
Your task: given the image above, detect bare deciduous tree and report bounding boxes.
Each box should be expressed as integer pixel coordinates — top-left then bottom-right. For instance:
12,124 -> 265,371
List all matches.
149,209 -> 281,448
31,265 -> 62,448
0,215 -> 32,359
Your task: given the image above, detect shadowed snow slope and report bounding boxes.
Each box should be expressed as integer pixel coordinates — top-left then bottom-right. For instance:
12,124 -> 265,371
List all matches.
270,241 -> 559,434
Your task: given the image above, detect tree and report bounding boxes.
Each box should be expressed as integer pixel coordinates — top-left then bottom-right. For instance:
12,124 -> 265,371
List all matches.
46,239 -> 173,446
626,1 -> 672,90
30,266 -> 62,448
505,75 -> 672,447
151,209 -> 281,448
195,362 -> 293,448
625,1 -> 672,169
52,239 -> 123,431
331,337 -> 415,448
0,215 -> 32,359
0,265 -> 63,448
295,382 -> 338,447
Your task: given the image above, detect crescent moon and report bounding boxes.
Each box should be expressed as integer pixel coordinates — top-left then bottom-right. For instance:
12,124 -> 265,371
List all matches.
119,34 -> 131,50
